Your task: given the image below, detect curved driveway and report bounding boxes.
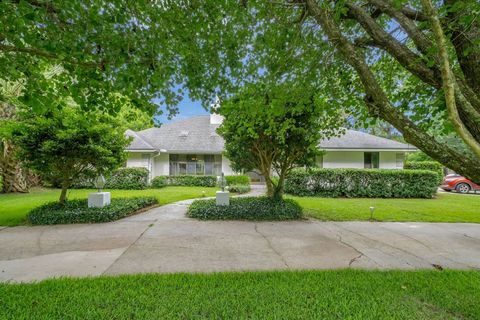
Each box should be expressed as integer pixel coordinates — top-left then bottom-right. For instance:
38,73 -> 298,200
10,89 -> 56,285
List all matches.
1,194 -> 479,282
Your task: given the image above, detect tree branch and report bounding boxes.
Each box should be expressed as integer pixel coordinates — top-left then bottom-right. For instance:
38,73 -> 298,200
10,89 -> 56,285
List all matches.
420,0 -> 480,158
367,0 -> 433,55
344,2 -> 439,87
304,0 -> 480,182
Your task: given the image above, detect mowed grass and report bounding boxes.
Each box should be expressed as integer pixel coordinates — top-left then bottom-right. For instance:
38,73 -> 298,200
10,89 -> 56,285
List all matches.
1,270 -> 479,319
0,186 -> 217,226
291,192 -> 480,223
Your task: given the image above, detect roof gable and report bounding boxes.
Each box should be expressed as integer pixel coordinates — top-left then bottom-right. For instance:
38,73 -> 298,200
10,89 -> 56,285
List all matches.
125,129 -> 155,151
127,116 -> 224,153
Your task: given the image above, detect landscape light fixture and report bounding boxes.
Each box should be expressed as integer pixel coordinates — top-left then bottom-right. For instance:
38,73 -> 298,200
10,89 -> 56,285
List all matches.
95,174 -> 106,192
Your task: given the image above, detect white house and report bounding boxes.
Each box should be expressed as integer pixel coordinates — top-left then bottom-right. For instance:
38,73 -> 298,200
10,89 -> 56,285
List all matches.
125,114 -> 416,181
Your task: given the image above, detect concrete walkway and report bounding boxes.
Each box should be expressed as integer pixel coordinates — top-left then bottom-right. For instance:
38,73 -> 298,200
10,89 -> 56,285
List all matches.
1,193 -> 479,282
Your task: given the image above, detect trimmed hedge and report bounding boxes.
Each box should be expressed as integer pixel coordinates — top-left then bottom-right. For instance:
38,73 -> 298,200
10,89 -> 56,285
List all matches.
71,167 -> 149,190
28,197 -> 158,225
225,175 -> 250,186
285,168 -> 438,198
105,167 -> 149,189
404,161 -> 444,184
151,176 -> 167,188
226,184 -> 251,194
187,196 -> 302,220
151,175 -> 250,188
163,175 -> 217,187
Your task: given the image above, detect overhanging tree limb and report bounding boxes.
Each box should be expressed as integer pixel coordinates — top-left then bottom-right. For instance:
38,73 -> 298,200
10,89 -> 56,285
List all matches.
304,0 -> 480,182
420,0 -> 480,159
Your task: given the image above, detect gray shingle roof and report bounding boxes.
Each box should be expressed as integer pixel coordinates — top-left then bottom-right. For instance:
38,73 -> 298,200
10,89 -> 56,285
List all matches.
126,116 -> 224,153
318,130 -> 416,151
126,118 -> 416,153
125,129 -> 155,151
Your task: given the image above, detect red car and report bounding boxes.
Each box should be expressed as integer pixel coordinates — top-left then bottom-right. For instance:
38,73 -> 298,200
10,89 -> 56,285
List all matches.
441,174 -> 480,194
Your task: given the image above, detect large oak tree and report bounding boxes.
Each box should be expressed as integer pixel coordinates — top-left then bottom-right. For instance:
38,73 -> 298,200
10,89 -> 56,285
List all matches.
2,0 -> 479,182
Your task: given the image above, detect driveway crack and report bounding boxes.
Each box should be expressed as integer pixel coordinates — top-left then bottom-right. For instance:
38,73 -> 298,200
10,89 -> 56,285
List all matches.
254,223 -> 289,268
333,223 -> 422,268
336,234 -> 370,267
317,222 -> 379,267
463,233 -> 480,242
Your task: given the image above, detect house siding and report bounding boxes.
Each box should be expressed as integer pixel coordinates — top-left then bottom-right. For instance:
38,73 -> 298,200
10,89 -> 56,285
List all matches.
379,151 -> 397,169
126,153 -> 237,177
323,151 -> 365,169
322,151 -> 403,169
221,156 -> 235,175
126,150 -> 406,179
126,153 -> 151,170
153,153 -> 169,176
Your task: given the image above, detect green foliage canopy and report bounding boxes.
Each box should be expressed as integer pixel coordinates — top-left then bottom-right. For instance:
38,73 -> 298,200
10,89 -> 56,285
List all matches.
10,104 -> 129,203
217,83 -> 342,199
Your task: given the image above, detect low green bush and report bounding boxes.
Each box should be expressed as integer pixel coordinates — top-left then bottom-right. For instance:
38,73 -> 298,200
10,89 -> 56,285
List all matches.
227,184 -> 251,194
285,168 -> 438,198
187,196 -> 302,220
28,197 -> 158,225
225,175 -> 250,186
151,176 -> 167,188
71,167 -> 149,189
105,167 -> 149,189
404,161 -> 444,184
160,175 -> 217,187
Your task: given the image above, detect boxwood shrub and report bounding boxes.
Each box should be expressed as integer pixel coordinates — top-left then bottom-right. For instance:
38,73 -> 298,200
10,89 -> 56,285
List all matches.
151,176 -> 167,188
226,184 -> 251,194
28,197 -> 158,225
71,167 -> 149,189
187,196 -> 302,220
404,161 -> 444,184
105,167 -> 149,189
225,175 -> 250,186
152,175 -> 217,187
284,168 -> 438,198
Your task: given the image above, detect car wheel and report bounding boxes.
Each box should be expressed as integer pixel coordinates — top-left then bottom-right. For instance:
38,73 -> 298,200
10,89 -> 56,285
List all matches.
456,183 -> 471,194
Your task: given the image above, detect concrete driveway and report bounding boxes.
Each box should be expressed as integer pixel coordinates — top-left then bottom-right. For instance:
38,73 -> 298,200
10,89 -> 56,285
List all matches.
1,199 -> 479,282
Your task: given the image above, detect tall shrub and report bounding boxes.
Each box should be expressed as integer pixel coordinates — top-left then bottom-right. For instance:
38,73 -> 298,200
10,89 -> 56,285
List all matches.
404,161 -> 444,184
225,175 -> 250,186
285,168 -> 438,198
105,167 -> 149,190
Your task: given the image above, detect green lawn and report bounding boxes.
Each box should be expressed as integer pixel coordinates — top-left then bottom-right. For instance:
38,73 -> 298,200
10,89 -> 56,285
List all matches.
1,270 -> 479,319
292,192 -> 480,223
0,186 -> 217,226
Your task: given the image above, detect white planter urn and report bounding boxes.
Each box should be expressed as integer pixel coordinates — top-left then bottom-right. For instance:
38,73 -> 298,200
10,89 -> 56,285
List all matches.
88,174 -> 110,208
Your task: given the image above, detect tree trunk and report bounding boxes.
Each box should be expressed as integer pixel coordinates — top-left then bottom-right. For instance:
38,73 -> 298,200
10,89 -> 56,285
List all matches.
59,179 -> 70,204
272,173 -> 285,201
59,185 -> 68,204
264,174 -> 275,198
